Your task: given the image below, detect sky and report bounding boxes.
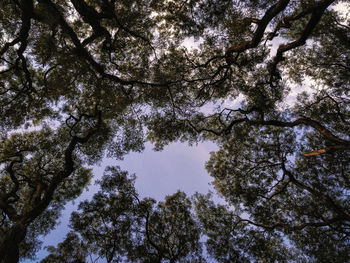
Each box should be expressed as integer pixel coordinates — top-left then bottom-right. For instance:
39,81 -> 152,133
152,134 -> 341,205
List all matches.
30,141 -> 218,262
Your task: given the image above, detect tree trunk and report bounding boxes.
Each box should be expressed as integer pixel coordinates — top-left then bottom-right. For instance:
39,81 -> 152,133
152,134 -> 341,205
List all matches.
0,223 -> 27,263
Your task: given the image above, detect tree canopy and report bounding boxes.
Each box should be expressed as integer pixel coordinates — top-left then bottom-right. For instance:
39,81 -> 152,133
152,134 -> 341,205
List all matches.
41,167 -> 203,263
0,0 -> 349,262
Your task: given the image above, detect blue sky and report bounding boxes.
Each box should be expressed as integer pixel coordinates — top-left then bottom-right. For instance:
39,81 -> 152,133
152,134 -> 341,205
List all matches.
30,141 -> 218,261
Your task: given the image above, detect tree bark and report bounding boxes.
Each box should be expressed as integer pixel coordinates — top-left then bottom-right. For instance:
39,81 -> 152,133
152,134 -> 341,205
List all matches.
0,223 -> 26,263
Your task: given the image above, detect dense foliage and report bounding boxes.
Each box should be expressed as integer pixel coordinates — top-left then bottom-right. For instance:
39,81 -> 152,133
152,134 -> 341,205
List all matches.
41,167 -> 203,263
0,0 -> 349,262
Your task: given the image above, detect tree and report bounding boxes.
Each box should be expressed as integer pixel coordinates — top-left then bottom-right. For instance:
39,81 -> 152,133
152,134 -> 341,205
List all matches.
40,232 -> 88,263
1,0 -> 349,262
0,0 -> 160,261
194,193 -> 294,263
145,0 -> 350,262
41,166 -> 204,263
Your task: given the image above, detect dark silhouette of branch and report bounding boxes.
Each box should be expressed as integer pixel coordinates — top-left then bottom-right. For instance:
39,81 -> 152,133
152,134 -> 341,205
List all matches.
0,109 -> 103,263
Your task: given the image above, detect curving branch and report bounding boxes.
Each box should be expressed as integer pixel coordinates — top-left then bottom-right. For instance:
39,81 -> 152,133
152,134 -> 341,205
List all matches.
226,0 -> 291,59
224,0 -> 336,88
70,0 -> 111,41
0,109 -> 103,262
269,0 -> 336,77
189,111 -> 350,154
34,0 -> 178,92
236,214 -> 346,232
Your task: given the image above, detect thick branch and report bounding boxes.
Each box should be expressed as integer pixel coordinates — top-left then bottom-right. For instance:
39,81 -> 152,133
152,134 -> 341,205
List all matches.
226,0 -> 290,57
269,0 -> 336,75
237,215 -> 344,232
0,111 -> 103,262
37,0 -> 174,91
253,117 -> 350,146
70,0 -> 111,39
